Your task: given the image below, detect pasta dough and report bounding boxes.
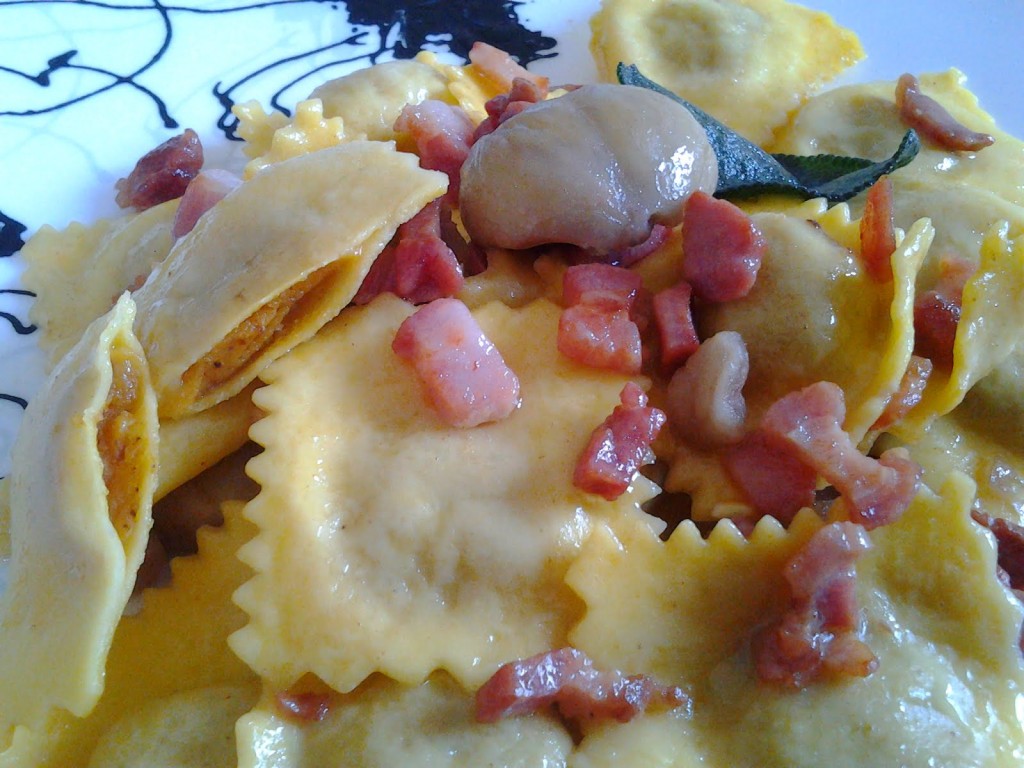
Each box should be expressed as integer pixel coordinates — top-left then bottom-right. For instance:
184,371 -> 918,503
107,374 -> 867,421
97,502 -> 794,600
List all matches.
0,294 -> 158,744
132,141 -> 447,418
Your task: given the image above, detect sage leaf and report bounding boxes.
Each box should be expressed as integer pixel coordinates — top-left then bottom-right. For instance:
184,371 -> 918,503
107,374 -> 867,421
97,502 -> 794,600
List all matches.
616,63 -> 920,203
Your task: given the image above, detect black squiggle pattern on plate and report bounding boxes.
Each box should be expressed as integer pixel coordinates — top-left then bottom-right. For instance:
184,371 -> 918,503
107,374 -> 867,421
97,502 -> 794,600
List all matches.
0,212 -> 26,258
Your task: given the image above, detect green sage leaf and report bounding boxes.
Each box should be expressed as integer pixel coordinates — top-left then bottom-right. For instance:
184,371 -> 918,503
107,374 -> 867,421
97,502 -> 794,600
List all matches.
616,63 -> 920,203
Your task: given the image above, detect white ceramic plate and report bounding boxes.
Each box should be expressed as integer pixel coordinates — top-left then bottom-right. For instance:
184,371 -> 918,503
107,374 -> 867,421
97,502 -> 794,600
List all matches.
0,0 -> 1021,476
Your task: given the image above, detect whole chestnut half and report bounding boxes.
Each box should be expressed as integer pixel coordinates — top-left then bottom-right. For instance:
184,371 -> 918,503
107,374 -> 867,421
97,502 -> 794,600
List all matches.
459,83 -> 718,255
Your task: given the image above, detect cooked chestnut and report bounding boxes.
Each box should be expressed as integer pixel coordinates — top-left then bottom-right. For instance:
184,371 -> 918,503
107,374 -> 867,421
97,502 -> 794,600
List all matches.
459,83 -> 718,254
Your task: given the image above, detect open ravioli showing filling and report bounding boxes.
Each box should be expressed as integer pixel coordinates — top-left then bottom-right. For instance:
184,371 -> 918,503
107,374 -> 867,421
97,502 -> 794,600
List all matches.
132,141 -> 448,419
0,294 -> 158,743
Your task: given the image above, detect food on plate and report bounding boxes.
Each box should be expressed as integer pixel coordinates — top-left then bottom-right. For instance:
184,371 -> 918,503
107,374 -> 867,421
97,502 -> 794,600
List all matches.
590,0 -> 864,145
2,0 -> 1024,765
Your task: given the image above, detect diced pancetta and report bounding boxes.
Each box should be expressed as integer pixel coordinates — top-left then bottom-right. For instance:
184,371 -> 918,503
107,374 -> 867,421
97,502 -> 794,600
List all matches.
754,521 -> 877,688
859,176 -> 896,282
760,382 -> 921,529
972,510 -> 1024,590
606,223 -> 671,267
171,169 -> 242,239
562,263 -> 644,312
275,691 -> 331,723
395,100 -> 475,204
724,429 -> 818,525
475,647 -> 687,726
557,304 -> 642,374
573,382 -> 665,500
468,41 -> 549,92
913,290 -> 960,368
473,76 -> 550,142
871,355 -> 933,431
681,191 -> 765,302
665,330 -> 748,448
393,298 -> 521,428
895,73 -> 994,152
353,199 -> 464,306
652,281 -> 699,371
114,128 -> 204,211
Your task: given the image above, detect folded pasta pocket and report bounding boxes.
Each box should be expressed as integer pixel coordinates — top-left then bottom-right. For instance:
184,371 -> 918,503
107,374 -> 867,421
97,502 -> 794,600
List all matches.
0,294 -> 158,743
21,200 -> 178,368
132,141 -> 448,419
232,295 -> 660,694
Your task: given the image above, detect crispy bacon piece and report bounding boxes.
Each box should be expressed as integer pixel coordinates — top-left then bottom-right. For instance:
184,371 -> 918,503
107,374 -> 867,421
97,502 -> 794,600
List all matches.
760,382 -> 921,529
895,73 -> 994,152
275,691 -> 331,723
871,355 -> 933,431
562,263 -> 644,312
573,382 -> 665,500
652,281 -> 699,371
972,510 -> 1024,590
724,429 -> 818,525
393,297 -> 520,428
754,522 -> 877,688
859,176 -> 896,282
557,305 -> 642,374
354,200 -> 464,306
474,76 -> 550,142
395,100 -> 475,204
171,168 -> 242,239
475,647 -> 687,725
913,254 -> 974,368
681,191 -> 765,302
468,41 -> 549,92
115,128 -> 204,211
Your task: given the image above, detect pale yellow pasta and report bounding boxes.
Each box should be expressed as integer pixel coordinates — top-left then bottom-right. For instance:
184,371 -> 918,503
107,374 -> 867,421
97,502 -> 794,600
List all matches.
231,295 -> 660,693
237,675 -> 573,768
310,59 -> 452,140
21,199 -> 178,367
772,70 -> 1024,208
568,475 -> 1024,767
240,99 -> 346,179
0,294 -> 157,744
14,501 -> 257,767
590,0 -> 863,145
132,141 -> 447,419
86,685 -> 259,768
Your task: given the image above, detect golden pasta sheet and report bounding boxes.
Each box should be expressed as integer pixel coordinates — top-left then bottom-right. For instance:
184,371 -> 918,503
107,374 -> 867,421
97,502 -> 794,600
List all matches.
568,475 -> 1024,767
0,294 -> 158,744
155,380 -> 263,501
85,685 -> 258,768
18,501 -> 258,767
237,674 -> 572,768
232,295 -> 661,693
669,204 -> 930,518
238,99 -> 346,179
310,59 -> 453,140
20,200 -> 178,367
590,0 -> 863,145
416,52 -> 504,124
772,70 -> 1024,208
132,141 -> 448,419
898,223 -> 1024,434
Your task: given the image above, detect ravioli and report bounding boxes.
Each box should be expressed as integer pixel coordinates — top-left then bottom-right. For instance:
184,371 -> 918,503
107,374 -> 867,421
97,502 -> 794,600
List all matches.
668,203 -> 930,518
568,475 -> 1024,767
591,0 -> 863,145
237,674 -> 573,768
131,141 -> 448,419
772,70 -> 1024,208
11,501 -> 258,767
232,295 -> 660,693
21,199 -> 178,367
0,294 -> 158,745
